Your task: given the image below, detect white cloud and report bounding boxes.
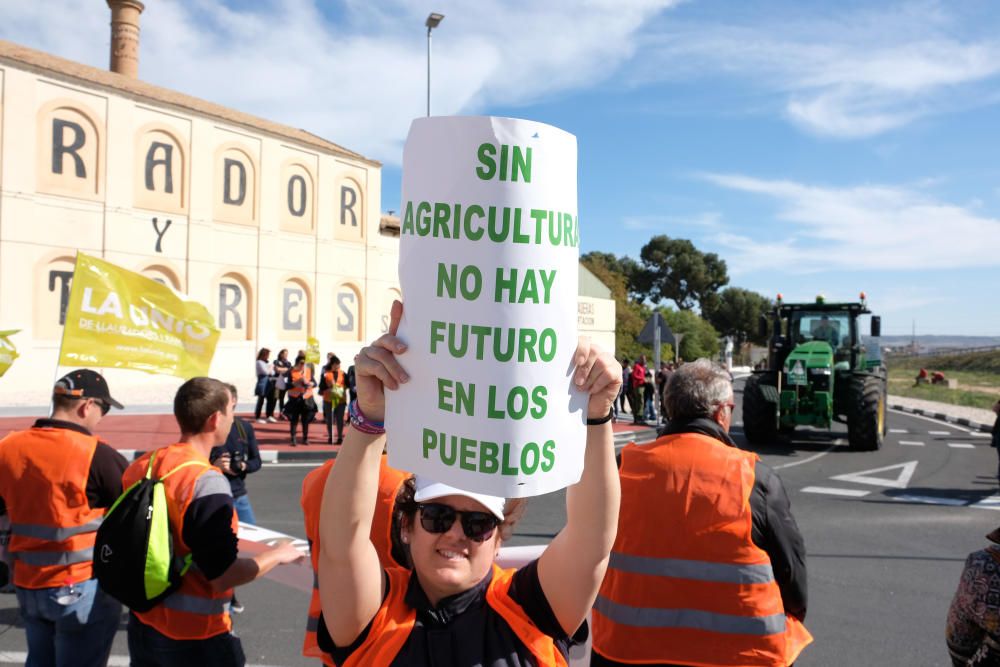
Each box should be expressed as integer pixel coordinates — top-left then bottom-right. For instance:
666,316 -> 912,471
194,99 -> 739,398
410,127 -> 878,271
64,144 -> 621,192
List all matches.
701,172 -> 1000,273
621,211 -> 721,231
0,0 -> 677,162
631,4 -> 1000,137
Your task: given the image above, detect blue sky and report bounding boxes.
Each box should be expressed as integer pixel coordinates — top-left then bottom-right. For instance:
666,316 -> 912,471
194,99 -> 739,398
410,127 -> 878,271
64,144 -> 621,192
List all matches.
4,0 -> 999,335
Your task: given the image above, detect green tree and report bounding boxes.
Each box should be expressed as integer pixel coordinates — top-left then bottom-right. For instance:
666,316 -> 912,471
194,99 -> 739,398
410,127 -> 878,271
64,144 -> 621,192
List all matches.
580,254 -> 647,360
635,235 -> 729,310
661,307 -> 721,361
702,287 -> 773,345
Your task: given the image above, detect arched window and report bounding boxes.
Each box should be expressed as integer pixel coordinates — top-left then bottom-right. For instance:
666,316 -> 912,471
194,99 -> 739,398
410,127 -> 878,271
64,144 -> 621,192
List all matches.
216,271 -> 253,340
134,124 -> 187,213
280,277 -> 313,340
36,101 -> 103,200
334,283 -> 363,342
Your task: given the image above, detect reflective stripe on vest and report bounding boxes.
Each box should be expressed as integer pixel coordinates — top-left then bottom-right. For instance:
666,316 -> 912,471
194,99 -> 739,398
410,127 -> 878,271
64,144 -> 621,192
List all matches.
594,594 -> 787,635
609,551 -> 776,585
162,592 -> 229,616
12,547 -> 94,566
11,518 -> 103,542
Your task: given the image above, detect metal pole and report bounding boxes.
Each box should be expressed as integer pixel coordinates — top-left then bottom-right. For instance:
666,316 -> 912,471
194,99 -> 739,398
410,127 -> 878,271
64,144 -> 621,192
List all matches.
426,26 -> 432,117
653,322 -> 661,425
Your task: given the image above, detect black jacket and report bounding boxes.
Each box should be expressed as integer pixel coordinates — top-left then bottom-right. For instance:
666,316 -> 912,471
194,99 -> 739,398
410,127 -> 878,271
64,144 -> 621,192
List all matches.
657,417 -> 808,621
209,418 -> 261,499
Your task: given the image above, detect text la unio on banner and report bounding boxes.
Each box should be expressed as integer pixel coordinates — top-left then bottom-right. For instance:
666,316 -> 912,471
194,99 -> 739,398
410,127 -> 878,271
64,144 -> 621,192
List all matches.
385,116 -> 586,498
59,253 -> 220,378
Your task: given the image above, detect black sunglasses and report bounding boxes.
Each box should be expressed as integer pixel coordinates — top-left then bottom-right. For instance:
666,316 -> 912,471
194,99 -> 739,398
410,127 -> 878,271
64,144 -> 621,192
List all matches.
93,399 -> 111,416
417,503 -> 499,542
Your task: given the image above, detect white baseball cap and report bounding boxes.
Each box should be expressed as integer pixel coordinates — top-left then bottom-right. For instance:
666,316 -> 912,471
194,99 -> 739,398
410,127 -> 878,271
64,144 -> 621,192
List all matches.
413,475 -> 506,521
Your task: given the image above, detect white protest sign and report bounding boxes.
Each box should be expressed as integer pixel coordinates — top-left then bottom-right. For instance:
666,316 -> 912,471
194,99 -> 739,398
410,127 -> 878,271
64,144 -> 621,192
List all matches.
385,116 -> 586,498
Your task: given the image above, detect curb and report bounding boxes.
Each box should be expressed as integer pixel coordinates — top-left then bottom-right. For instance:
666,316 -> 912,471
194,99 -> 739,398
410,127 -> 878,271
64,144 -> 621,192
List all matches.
888,403 -> 992,434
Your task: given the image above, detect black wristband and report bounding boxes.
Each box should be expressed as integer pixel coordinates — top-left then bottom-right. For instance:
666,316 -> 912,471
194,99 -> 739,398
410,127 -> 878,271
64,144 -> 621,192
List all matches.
586,407 -> 614,426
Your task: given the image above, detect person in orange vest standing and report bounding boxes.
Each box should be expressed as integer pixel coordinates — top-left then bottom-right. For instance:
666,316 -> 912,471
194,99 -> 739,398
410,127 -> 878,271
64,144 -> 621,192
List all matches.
318,354 -> 348,445
286,353 -> 318,446
123,377 -> 303,666
0,369 -> 128,667
592,359 -> 811,667
299,454 -> 408,664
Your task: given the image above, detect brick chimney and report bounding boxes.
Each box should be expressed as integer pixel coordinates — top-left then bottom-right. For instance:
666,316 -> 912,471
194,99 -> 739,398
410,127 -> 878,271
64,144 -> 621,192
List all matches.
107,0 -> 145,78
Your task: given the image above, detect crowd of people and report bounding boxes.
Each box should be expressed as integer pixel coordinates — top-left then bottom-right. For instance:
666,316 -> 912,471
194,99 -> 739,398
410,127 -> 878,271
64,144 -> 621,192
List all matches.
617,355 -> 677,426
1,315 -> 998,666
253,347 -> 356,446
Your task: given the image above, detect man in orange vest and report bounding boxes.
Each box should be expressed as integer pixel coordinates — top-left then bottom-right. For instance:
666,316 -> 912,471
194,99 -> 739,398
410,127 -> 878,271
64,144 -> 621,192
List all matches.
592,359 -> 811,667
0,369 -> 128,667
123,377 -> 303,666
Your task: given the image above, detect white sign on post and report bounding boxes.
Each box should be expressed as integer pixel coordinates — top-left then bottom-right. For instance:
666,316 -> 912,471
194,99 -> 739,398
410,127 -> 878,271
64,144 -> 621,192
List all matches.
385,116 -> 586,498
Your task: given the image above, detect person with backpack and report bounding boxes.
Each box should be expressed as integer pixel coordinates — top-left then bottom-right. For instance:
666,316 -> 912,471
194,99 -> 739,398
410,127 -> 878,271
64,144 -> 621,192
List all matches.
0,369 -> 127,667
121,377 -> 302,666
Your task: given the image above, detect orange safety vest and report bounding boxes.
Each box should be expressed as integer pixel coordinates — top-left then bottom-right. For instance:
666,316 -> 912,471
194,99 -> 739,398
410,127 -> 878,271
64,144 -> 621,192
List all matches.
320,369 -> 345,404
592,432 -> 813,667
0,427 -> 104,589
342,564 -> 568,667
122,443 -> 237,641
288,366 -> 314,400
300,455 -> 408,664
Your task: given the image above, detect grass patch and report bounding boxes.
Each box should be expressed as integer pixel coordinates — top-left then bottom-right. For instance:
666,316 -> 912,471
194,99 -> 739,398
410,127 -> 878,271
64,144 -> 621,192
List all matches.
887,348 -> 1000,409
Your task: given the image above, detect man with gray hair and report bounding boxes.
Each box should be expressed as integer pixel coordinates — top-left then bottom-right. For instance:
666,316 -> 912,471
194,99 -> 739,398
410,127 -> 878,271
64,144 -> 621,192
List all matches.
592,359 -> 811,667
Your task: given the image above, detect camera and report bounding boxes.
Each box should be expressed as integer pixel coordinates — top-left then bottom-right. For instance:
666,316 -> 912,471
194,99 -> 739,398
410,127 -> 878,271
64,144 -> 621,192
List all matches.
231,450 -> 245,468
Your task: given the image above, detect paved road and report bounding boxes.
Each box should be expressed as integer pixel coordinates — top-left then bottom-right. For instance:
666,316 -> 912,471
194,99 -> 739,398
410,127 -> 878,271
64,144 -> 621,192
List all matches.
1,380 -> 997,665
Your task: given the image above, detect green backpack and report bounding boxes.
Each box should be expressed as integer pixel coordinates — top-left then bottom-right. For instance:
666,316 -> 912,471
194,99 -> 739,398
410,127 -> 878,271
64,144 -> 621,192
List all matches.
94,452 -> 208,612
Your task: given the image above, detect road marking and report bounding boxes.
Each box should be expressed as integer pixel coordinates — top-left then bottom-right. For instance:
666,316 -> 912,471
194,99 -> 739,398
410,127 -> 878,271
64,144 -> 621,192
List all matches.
928,430 -> 952,435
889,428 -> 908,433
264,462 -> 324,468
888,408 -> 980,434
773,441 -> 840,470
948,443 -> 975,449
899,440 -> 925,446
891,495 -> 968,507
970,432 -> 990,438
0,655 -> 282,667
801,486 -> 871,497
831,461 -> 918,489
970,496 -> 1000,511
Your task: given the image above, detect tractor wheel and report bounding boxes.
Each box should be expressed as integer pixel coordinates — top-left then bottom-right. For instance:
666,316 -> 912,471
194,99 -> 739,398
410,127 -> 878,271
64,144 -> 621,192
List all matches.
847,376 -> 885,451
742,375 -> 778,444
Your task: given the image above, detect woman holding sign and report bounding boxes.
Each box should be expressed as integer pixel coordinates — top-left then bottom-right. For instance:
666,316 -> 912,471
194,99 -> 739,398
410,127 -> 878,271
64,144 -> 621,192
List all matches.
316,302 -> 621,666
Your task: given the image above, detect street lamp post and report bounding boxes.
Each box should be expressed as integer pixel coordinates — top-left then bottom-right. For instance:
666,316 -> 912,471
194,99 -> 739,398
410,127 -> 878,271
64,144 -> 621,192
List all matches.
425,12 -> 444,117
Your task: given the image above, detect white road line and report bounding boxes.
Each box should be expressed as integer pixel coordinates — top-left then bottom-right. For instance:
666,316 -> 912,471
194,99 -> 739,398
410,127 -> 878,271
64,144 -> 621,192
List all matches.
801,486 -> 871,497
889,428 -> 908,433
929,430 -> 952,435
948,443 -> 975,449
971,433 -> 990,438
773,441 -> 840,470
970,496 -> 1000,511
0,655 -> 283,667
899,440 -> 925,446
888,408 -> 980,434
264,462 -> 324,468
891,495 -> 967,507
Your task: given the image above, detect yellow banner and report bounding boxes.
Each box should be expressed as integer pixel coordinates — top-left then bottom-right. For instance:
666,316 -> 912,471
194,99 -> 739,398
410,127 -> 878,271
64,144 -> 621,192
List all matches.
0,329 -> 19,378
305,336 -> 321,365
59,254 -> 220,378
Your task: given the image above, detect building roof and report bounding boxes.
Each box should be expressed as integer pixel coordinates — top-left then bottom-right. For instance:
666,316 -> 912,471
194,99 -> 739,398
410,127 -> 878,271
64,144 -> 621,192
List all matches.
579,264 -> 613,299
0,39 -> 380,168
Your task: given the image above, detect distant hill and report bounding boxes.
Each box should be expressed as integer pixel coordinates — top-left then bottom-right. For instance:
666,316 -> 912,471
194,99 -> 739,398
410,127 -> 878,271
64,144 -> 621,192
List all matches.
873,335 -> 1000,351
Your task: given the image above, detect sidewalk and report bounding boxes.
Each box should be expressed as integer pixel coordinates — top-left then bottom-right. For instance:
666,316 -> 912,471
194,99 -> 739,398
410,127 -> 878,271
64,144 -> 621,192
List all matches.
887,394 -> 996,433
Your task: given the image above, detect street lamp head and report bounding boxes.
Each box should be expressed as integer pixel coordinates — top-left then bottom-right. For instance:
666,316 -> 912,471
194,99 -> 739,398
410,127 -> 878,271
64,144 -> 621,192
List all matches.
426,12 -> 444,29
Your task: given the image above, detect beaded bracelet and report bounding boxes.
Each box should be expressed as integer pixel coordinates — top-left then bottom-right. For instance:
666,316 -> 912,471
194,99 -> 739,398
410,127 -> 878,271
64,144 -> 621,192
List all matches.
348,399 -> 386,435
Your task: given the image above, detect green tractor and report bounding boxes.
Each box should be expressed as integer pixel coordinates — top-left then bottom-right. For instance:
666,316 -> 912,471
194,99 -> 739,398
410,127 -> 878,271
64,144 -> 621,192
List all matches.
742,294 -> 887,451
